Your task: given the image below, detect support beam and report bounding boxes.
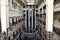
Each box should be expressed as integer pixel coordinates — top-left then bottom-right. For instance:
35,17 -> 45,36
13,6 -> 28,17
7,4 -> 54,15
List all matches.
46,0 -> 54,40
16,0 -> 25,7
1,0 -> 9,33
46,0 -> 54,33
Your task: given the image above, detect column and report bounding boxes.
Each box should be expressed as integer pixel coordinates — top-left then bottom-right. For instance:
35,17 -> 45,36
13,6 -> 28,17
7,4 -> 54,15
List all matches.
46,0 -> 54,40
32,6 -> 33,29
25,10 -> 27,29
1,0 -> 9,33
35,6 -> 36,29
28,6 -> 30,32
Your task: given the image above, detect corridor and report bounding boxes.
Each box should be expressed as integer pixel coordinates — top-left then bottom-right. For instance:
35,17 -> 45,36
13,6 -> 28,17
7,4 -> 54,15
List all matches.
0,0 -> 60,40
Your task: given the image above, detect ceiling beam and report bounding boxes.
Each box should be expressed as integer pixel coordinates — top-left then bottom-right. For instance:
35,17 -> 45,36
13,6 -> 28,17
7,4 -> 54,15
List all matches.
16,0 -> 25,7
36,0 -> 44,6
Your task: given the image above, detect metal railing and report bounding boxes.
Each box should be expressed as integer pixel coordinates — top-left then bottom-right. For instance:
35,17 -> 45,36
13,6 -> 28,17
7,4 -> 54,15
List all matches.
0,33 -> 7,40
0,33 -> 2,40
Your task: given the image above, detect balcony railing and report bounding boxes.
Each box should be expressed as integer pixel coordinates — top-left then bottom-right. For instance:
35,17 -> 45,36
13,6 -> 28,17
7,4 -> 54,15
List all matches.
53,32 -> 60,40
0,33 -> 8,40
54,3 -> 60,9
0,33 -> 2,40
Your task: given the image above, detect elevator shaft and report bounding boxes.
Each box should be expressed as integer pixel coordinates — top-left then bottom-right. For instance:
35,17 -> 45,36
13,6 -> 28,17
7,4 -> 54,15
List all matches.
23,5 -> 38,40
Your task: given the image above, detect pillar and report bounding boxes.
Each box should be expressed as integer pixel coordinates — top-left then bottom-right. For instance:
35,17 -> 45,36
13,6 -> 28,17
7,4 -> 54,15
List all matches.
1,0 -> 9,33
46,0 -> 54,40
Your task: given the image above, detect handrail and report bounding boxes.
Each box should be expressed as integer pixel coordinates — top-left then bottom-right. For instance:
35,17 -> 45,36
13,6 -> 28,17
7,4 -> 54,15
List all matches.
0,33 -> 7,40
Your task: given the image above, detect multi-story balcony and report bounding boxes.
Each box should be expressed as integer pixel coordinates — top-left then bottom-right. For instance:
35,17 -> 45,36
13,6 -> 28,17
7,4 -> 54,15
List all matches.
54,1 -> 60,12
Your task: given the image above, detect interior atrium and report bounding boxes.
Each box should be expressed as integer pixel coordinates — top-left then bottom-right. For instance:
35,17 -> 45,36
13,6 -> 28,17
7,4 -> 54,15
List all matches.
0,0 -> 60,40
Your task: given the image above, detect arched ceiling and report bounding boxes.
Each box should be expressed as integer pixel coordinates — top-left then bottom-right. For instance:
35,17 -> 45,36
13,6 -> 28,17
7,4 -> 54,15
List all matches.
16,0 -> 44,7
